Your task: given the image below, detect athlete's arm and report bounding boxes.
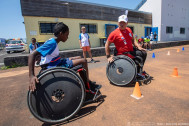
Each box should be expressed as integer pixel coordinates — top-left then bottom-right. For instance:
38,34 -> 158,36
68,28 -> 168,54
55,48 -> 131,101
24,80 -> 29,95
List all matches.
105,40 -> 114,63
132,37 -> 146,51
28,50 -> 40,91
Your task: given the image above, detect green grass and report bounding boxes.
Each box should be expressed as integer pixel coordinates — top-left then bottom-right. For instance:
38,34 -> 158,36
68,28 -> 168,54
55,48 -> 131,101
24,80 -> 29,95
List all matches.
1,64 -> 24,70
1,66 -> 10,70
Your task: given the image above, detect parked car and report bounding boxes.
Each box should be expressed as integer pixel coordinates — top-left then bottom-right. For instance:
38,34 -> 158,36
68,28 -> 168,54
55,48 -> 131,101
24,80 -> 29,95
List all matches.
6,40 -> 27,54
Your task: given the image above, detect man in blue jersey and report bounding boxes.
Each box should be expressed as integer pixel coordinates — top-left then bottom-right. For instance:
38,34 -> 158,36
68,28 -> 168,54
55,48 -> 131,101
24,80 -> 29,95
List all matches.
29,38 -> 40,66
28,22 -> 101,91
29,38 -> 39,54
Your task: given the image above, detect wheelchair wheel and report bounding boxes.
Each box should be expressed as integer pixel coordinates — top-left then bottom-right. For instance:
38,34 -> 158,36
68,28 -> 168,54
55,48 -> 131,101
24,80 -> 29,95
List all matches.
27,67 -> 86,124
106,55 -> 137,86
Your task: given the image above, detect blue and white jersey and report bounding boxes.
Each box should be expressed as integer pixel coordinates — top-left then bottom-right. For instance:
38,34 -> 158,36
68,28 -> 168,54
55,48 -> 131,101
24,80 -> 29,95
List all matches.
79,33 -> 90,47
29,43 -> 39,54
36,38 -> 61,68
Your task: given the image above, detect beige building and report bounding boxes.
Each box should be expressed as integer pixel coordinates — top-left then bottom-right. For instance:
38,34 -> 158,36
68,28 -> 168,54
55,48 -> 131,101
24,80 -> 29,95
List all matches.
21,0 -> 152,51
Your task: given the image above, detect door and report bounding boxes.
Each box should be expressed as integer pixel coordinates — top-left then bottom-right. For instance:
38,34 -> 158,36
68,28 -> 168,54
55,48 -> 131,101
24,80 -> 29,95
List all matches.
145,27 -> 152,37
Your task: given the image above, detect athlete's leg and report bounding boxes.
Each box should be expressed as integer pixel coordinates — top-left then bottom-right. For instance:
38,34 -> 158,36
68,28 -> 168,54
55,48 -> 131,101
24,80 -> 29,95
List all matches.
69,56 -> 82,60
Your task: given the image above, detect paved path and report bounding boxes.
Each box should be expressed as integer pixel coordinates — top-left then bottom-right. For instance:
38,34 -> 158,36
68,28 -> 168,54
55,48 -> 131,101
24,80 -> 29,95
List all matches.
0,45 -> 189,126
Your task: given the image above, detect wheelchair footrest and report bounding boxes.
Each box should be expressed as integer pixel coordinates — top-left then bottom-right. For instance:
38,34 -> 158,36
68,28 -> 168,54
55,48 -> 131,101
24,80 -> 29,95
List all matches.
84,89 -> 102,104
136,73 -> 151,82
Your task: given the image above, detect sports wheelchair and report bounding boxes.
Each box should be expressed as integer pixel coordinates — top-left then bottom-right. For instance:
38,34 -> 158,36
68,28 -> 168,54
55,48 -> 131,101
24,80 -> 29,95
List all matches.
106,48 -> 150,86
27,65 -> 101,124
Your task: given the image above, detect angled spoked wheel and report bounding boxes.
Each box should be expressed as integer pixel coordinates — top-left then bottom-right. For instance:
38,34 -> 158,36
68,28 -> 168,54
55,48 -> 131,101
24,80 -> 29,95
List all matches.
27,67 -> 86,124
106,55 -> 137,86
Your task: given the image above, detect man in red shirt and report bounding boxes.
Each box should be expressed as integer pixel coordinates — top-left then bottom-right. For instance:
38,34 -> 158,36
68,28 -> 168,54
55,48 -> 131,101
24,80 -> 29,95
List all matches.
105,13 -> 147,74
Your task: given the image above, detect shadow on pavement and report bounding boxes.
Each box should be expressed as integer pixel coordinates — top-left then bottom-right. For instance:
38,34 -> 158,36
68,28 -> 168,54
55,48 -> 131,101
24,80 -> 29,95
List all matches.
42,95 -> 106,126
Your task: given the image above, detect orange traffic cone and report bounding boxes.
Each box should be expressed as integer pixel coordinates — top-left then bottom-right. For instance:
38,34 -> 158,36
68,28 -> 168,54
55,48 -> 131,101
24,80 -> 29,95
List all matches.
171,67 -> 180,77
130,82 -> 143,100
177,49 -> 180,52
167,51 -> 170,55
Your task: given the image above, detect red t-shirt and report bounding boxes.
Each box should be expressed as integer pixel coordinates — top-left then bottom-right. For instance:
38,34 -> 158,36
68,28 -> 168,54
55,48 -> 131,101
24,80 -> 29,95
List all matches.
108,27 -> 133,55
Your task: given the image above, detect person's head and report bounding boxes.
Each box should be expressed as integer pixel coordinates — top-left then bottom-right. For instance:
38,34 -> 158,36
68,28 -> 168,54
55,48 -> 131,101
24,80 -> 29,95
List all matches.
54,22 -> 69,42
151,32 -> 153,34
141,36 -> 144,39
81,26 -> 86,33
135,35 -> 138,38
118,15 -> 128,30
31,38 -> 36,45
146,36 -> 149,39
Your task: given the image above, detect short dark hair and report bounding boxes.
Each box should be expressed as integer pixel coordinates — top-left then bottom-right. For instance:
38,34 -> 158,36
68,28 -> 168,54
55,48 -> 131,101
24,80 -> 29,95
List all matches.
31,38 -> 36,41
54,22 -> 69,37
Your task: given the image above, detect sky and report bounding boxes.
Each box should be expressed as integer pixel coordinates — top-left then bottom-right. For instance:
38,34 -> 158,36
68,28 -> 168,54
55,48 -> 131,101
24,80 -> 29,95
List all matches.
0,0 -> 141,39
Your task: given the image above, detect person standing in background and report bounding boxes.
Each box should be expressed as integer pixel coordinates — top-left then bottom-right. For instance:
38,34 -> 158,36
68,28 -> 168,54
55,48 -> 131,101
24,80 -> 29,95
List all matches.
150,32 -> 154,44
29,38 -> 40,66
29,38 -> 39,54
79,26 -> 95,63
150,32 -> 153,41
154,32 -> 157,43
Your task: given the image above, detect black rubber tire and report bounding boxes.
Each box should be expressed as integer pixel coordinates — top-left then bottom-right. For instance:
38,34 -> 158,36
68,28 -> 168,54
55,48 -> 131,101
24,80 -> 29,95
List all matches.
106,55 -> 137,86
27,67 -> 86,124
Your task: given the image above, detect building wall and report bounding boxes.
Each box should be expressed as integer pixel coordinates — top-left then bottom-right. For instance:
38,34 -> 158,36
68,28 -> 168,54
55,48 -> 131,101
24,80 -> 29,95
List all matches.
161,0 -> 189,41
139,0 -> 162,41
139,0 -> 189,42
24,16 -> 151,51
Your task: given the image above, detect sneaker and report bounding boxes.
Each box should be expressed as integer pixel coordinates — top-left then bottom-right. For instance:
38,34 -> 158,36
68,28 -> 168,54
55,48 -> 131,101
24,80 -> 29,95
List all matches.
89,80 -> 96,84
89,59 -> 96,63
137,73 -> 146,81
142,71 -> 150,79
142,71 -> 147,76
89,81 -> 102,91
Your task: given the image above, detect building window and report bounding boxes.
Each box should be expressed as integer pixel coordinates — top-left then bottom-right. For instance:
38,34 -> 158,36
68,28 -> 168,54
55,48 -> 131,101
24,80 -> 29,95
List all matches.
127,26 -> 134,33
180,28 -> 185,34
40,23 -> 57,34
80,24 -> 97,33
166,26 -> 173,34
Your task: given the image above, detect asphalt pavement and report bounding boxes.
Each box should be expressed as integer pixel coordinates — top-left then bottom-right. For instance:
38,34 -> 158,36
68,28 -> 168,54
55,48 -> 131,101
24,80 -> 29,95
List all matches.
0,45 -> 189,126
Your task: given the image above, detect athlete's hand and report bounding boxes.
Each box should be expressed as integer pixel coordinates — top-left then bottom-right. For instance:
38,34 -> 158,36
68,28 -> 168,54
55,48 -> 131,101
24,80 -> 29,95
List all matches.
138,46 -> 147,51
107,56 -> 114,63
29,76 -> 39,92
